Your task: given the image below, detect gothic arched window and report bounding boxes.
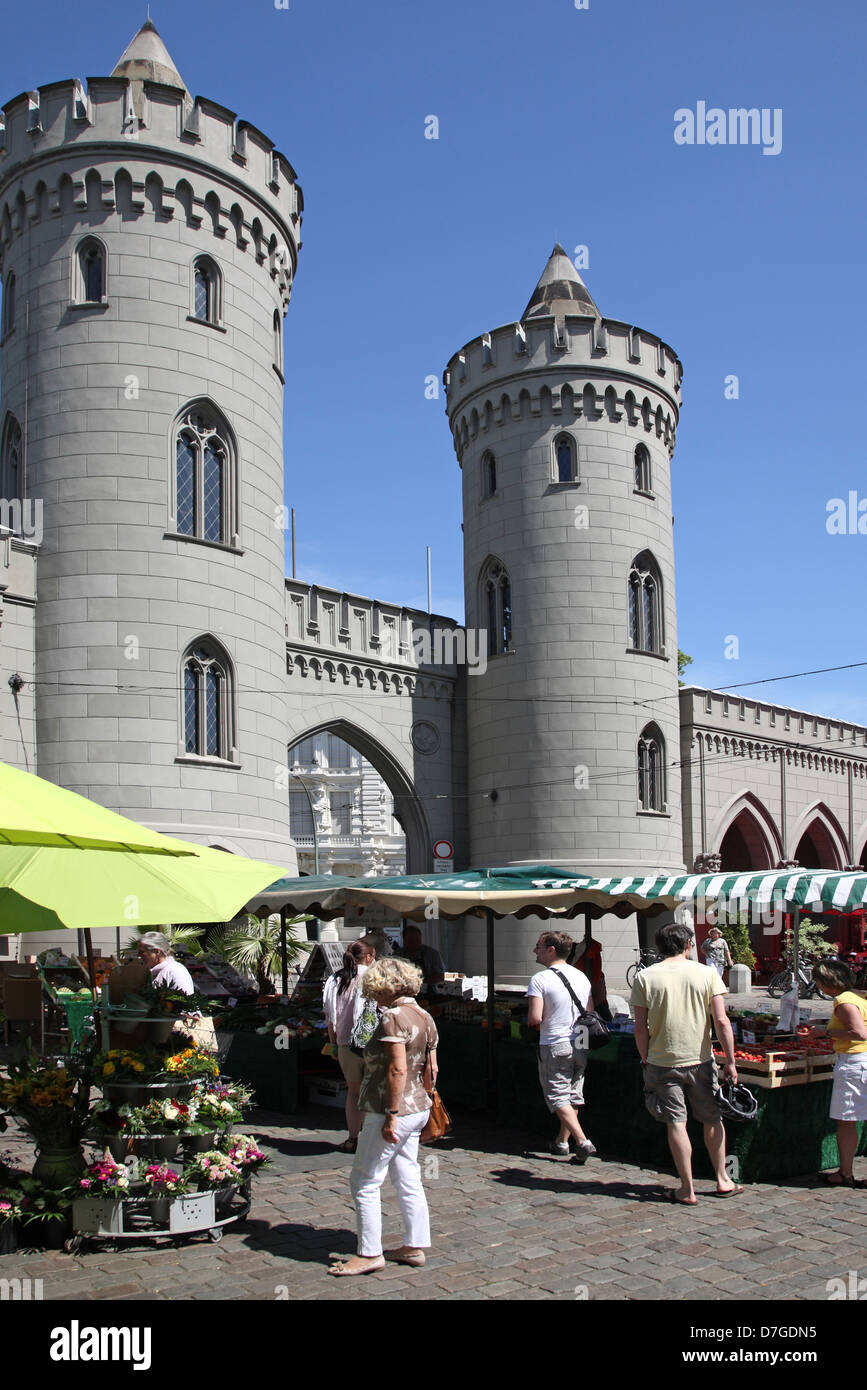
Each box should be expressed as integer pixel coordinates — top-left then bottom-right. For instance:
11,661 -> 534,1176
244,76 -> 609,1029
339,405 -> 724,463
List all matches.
2,273 -> 15,338
192,256 -> 221,325
634,443 -> 652,495
553,433 -> 576,483
481,451 -> 496,498
1,414 -> 23,508
181,639 -> 235,761
627,551 -> 664,655
273,308 -> 284,377
74,237 -> 106,304
480,557 -> 513,657
172,404 -> 236,547
638,724 -> 666,811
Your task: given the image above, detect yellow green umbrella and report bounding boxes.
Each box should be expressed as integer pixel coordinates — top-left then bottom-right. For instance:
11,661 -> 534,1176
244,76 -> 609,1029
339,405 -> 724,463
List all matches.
0,762 -> 196,855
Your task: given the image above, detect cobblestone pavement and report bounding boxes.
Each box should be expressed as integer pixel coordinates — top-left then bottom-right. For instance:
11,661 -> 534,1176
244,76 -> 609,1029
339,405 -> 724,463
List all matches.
1,1106 -> 865,1302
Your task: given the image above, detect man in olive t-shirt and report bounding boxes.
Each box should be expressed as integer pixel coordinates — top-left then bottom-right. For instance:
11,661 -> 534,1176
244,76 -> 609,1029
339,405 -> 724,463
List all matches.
631,922 -> 740,1204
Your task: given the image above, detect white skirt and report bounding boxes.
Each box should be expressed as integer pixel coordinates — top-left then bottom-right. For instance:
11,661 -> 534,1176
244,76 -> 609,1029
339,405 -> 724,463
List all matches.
829,1053 -> 867,1122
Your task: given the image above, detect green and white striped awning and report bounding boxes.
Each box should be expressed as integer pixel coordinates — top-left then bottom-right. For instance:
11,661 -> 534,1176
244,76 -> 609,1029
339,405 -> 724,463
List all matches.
531,870 -> 867,915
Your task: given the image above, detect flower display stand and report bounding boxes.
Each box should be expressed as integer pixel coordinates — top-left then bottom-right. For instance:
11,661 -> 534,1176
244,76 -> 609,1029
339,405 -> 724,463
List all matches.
69,1181 -> 251,1250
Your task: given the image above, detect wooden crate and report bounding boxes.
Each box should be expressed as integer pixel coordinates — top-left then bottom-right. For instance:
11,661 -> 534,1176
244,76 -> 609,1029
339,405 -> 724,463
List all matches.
807,1052 -> 836,1084
732,1048 -> 810,1089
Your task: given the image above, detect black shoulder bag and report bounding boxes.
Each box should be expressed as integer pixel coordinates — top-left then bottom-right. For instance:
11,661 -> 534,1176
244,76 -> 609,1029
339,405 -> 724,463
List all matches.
550,968 -> 611,1051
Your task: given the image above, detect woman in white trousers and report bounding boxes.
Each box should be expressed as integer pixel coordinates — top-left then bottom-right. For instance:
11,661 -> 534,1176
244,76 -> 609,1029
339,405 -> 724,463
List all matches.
329,957 -> 439,1276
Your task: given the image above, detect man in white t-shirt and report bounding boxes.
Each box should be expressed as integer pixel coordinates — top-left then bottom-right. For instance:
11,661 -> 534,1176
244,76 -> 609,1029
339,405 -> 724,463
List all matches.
526,931 -> 596,1161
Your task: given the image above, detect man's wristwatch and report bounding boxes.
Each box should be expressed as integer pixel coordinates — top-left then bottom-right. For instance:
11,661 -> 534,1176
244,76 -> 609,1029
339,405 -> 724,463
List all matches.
385,1108 -> 399,1116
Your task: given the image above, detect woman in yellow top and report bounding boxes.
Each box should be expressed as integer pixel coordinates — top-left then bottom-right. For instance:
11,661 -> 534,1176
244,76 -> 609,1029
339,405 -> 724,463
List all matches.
812,958 -> 867,1188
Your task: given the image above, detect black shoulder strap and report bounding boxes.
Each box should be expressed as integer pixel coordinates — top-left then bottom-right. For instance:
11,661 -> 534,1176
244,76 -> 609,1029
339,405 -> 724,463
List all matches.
550,967 -> 588,1019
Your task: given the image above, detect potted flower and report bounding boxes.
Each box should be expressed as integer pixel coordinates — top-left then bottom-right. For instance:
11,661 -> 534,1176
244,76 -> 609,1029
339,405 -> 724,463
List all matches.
18,1178 -> 73,1250
186,1149 -> 243,1217
223,1134 -> 269,1177
0,1061 -> 90,1186
0,1187 -> 25,1255
94,1048 -> 197,1104
74,1152 -> 132,1235
156,1045 -> 220,1083
141,1162 -> 185,1225
184,1085 -> 246,1152
98,1098 -> 194,1162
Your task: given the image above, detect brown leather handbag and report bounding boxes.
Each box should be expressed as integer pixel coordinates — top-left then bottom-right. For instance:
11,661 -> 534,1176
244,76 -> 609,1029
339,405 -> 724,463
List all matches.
417,1006 -> 451,1144
420,1086 -> 452,1145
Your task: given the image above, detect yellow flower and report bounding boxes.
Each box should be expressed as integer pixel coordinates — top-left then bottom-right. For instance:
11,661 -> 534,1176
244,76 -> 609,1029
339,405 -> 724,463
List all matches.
132,1062 -> 145,1073
102,1063 -> 115,1076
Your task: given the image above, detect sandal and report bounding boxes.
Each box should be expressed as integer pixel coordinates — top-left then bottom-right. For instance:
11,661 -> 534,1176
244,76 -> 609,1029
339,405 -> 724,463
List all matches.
327,1255 -> 385,1277
821,1171 -> 854,1187
384,1248 -> 426,1267
665,1190 -> 698,1205
712,1185 -> 745,1198
335,1138 -> 358,1154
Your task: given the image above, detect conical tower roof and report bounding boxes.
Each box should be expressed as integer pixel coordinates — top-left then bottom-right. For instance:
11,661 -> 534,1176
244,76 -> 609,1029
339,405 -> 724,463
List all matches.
112,18 -> 188,93
521,243 -> 599,322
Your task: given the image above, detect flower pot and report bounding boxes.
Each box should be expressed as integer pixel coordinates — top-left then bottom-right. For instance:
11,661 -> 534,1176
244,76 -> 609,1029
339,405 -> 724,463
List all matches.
100,1079 -> 196,1105
146,1197 -> 171,1225
102,1133 -> 181,1163
0,1221 -> 18,1255
33,1146 -> 86,1187
213,1183 -> 240,1218
35,1215 -> 69,1251
183,1131 -> 220,1154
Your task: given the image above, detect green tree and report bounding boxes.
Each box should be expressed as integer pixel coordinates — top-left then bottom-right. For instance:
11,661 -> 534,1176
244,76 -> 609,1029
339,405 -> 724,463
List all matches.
719,914 -> 756,970
782,917 -> 835,963
677,650 -> 693,687
207,914 -> 312,993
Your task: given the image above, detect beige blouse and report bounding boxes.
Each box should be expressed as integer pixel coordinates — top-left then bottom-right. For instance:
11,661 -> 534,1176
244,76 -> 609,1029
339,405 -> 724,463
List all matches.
359,997 -> 439,1116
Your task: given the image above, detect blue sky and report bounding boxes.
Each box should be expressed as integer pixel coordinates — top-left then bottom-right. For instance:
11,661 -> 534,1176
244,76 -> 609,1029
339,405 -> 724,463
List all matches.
2,0 -> 866,719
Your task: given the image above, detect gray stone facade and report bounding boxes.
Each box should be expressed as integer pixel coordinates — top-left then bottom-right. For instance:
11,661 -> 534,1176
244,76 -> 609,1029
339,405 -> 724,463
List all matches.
0,27 -> 863,987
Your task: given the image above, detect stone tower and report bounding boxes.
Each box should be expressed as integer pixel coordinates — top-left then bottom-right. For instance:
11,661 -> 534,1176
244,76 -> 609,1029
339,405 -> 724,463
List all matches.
444,246 -> 684,975
0,21 -> 301,867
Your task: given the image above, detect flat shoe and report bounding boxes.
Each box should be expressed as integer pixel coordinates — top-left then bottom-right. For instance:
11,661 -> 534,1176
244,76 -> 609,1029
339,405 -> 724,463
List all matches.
666,1190 -> 697,1205
384,1249 -> 425,1267
713,1185 -> 745,1198
335,1138 -> 358,1153
327,1256 -> 385,1277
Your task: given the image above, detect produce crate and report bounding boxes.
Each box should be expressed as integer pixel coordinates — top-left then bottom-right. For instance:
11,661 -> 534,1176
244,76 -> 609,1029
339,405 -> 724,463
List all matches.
807,1053 -> 837,1084
719,1048 -> 810,1089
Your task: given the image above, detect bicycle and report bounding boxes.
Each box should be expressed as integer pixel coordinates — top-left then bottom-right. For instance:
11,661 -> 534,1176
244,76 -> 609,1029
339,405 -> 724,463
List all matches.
767,954 -> 824,1000
625,948 -> 663,988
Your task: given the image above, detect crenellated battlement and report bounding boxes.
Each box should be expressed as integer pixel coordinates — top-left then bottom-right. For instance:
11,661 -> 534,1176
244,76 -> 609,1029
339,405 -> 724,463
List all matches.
0,74 -> 302,302
443,314 -> 682,461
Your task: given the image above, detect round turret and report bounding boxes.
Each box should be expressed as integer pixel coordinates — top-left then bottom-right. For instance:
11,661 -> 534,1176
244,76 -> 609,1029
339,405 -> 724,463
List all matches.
0,22 -> 302,866
445,245 -> 684,974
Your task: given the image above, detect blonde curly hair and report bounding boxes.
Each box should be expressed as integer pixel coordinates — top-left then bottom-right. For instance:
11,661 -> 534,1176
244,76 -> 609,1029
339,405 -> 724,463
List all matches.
361,956 -> 423,1004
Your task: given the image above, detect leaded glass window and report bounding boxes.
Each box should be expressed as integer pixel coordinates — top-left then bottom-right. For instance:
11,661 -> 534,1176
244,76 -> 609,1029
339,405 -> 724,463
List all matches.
554,434 -> 575,483
638,726 -> 665,811
1,415 -> 23,506
173,408 -> 232,546
182,642 -> 233,761
192,257 -> 220,324
76,239 -> 105,303
481,558 -> 513,657
627,553 -> 663,655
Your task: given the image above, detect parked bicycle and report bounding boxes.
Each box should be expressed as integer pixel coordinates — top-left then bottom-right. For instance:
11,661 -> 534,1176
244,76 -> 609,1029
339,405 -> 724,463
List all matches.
767,952 -> 824,1000
625,948 -> 663,988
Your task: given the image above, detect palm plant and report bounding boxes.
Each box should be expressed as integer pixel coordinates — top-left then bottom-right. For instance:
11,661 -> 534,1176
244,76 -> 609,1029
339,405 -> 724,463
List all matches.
122,925 -> 206,958
206,915 -> 311,993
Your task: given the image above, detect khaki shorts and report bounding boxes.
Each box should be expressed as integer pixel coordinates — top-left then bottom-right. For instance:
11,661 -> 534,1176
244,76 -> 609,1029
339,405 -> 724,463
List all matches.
538,1041 -> 588,1113
643,1059 -> 720,1125
337,1045 -> 364,1088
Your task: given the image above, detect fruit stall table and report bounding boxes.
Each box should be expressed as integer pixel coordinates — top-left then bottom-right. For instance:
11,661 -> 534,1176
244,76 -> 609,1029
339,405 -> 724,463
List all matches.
436,1024 -> 866,1182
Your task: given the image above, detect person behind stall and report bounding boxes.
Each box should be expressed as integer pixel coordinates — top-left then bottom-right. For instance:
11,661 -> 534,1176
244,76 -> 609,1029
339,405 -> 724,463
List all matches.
812,957 -> 867,1187
328,957 -> 438,1276
568,932 -> 611,1021
323,939 -> 377,1154
136,931 -> 195,996
393,923 -> 445,988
